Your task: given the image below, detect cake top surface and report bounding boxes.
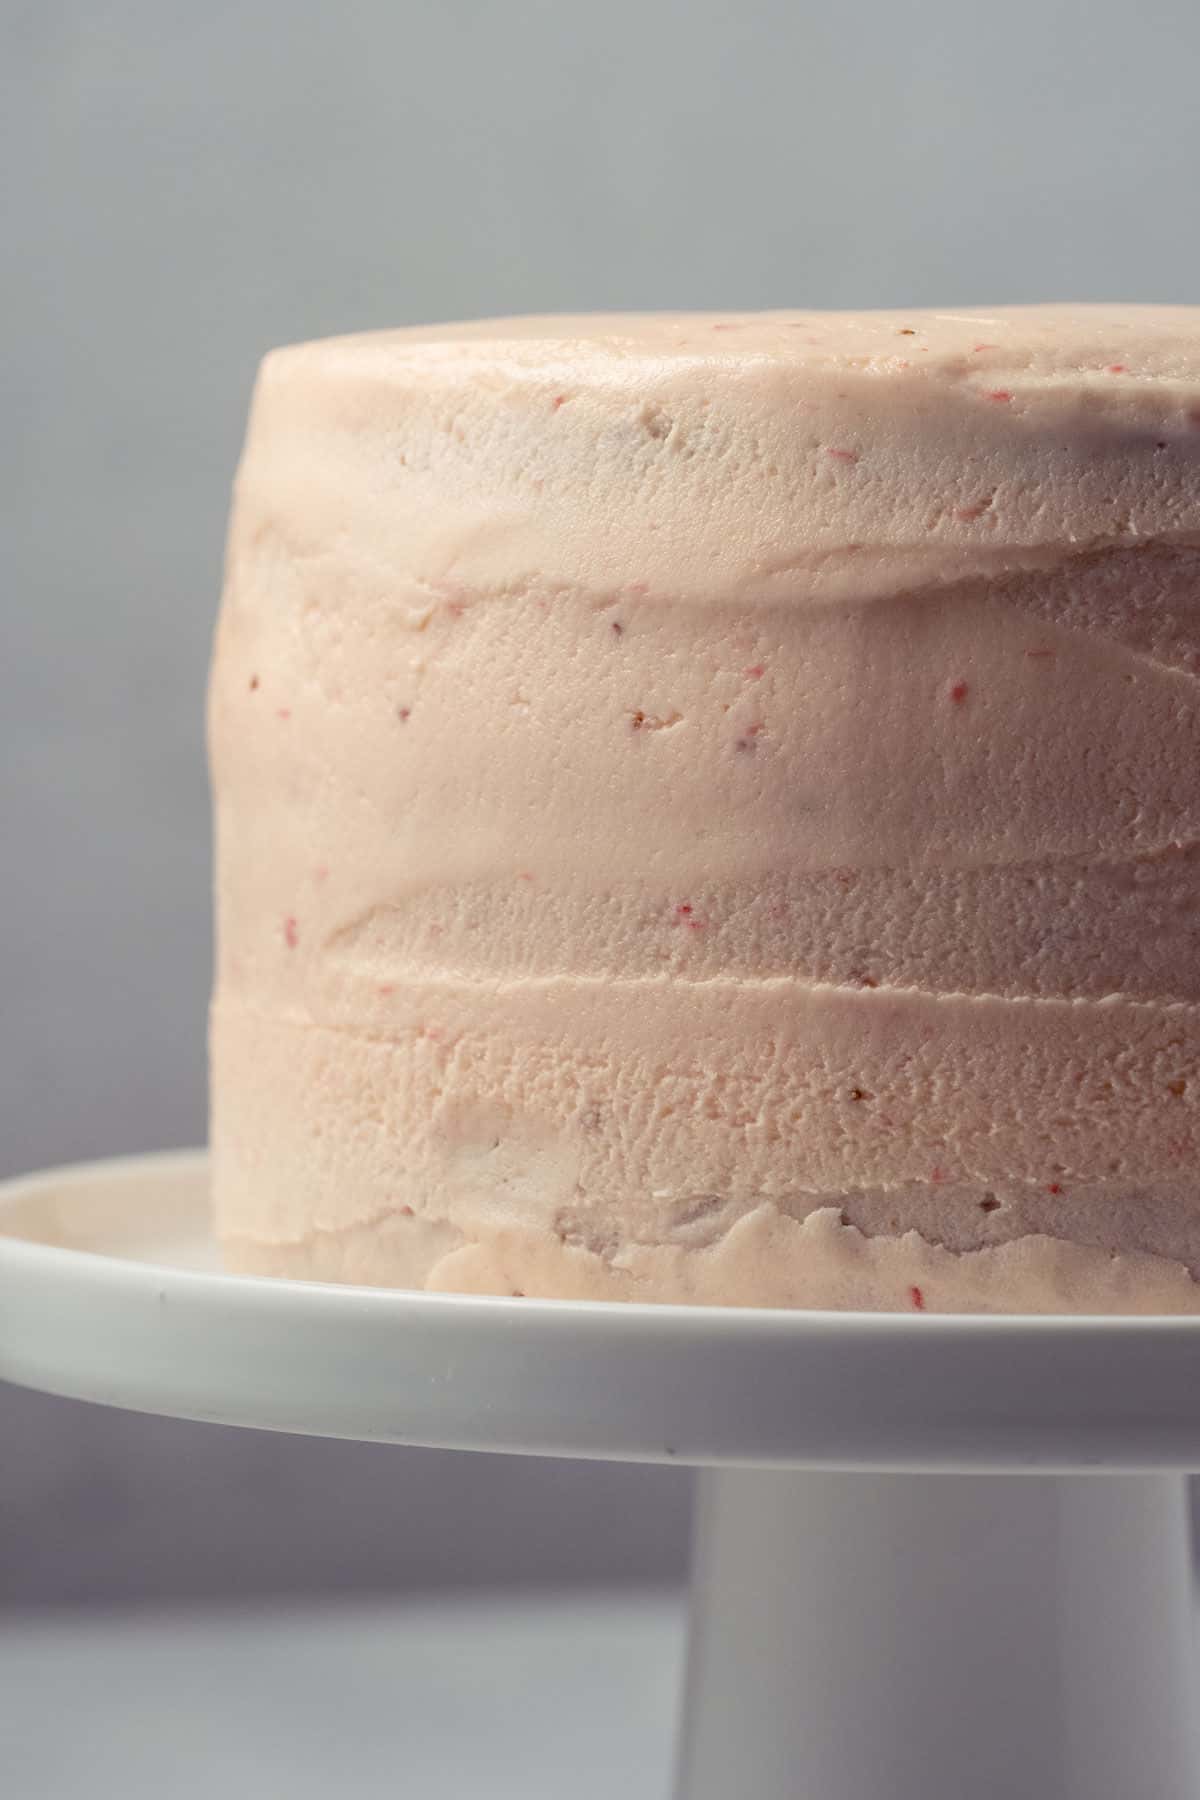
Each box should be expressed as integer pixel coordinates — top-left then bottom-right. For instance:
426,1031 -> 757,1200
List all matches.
271,305 -> 1200,383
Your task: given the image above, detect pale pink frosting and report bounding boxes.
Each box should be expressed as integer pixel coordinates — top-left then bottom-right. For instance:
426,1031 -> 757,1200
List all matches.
209,307 -> 1200,1312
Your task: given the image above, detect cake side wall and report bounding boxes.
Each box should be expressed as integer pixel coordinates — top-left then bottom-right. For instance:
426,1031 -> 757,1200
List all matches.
209,325 -> 1200,1309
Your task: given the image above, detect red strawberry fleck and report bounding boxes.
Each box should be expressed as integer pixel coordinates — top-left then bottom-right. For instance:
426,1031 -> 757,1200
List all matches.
909,1285 -> 926,1311
1106,364 -> 1127,374
378,983 -> 394,996
283,916 -> 298,949
675,903 -> 693,917
950,681 -> 969,704
1025,648 -> 1055,659
611,620 -> 623,635
826,446 -> 859,464
1046,1182 -> 1064,1195
973,343 -> 998,353
551,395 -> 568,410
398,706 -> 411,722
930,1166 -> 946,1184
277,707 -> 291,720
986,389 -> 1012,403
744,663 -> 765,679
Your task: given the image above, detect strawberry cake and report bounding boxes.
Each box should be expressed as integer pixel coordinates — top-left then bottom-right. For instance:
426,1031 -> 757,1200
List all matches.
209,307 -> 1200,1311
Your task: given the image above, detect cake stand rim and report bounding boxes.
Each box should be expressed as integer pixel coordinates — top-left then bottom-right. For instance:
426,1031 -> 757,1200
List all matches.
4,1149 -> 1200,1471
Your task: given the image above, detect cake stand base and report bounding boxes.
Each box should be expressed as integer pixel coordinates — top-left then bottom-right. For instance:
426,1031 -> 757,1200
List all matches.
678,1467 -> 1197,1800
3,1154 -> 1200,1800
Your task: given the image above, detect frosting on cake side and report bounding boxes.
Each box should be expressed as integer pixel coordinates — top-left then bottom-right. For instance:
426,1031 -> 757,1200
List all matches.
209,307 -> 1200,1311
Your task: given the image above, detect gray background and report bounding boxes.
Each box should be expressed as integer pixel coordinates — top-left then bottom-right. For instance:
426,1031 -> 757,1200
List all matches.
4,0 -> 1200,1608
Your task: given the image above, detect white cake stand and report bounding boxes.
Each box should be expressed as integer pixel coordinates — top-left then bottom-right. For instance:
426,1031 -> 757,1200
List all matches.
3,1153 -> 1200,1800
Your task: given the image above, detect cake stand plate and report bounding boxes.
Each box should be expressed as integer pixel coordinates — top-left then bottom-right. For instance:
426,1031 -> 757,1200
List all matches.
2,1152 -> 1199,1800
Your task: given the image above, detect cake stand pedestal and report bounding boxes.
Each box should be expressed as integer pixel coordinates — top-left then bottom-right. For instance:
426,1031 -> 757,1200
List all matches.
3,1154 -> 1200,1800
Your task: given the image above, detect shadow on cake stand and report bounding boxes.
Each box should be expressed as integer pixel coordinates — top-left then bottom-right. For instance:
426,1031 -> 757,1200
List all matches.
2,1152 -> 1198,1800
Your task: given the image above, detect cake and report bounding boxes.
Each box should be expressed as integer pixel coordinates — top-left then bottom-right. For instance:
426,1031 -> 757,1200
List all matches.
209,307 -> 1200,1313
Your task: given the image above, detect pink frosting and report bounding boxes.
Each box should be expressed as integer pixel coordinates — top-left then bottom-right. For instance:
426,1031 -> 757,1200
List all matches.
210,307 -> 1200,1312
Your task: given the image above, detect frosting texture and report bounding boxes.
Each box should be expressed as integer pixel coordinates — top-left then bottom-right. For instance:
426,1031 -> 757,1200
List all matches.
210,307 -> 1200,1311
